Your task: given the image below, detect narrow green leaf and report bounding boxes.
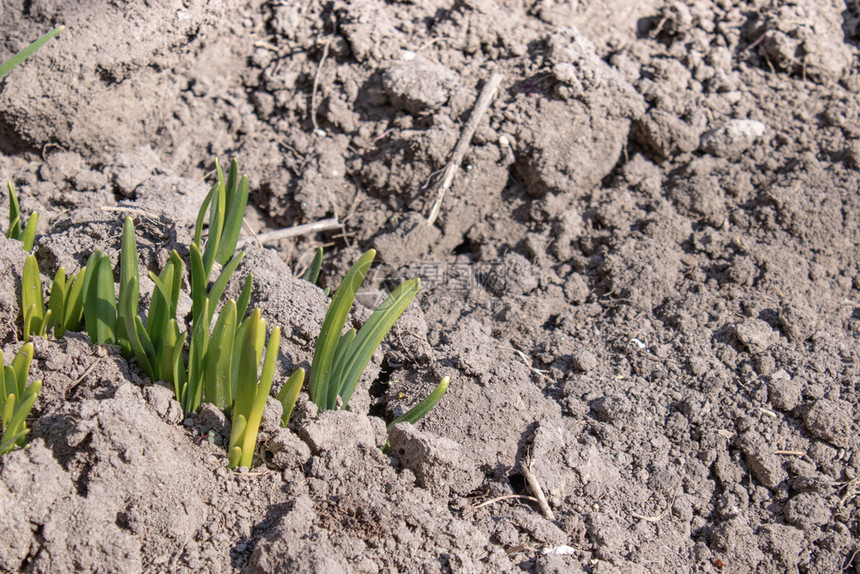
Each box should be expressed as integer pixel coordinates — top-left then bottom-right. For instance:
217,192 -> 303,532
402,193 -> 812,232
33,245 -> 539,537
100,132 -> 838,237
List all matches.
170,330 -> 188,404
82,251 -> 103,343
146,250 -> 183,353
227,412 -> 247,468
166,251 -> 183,320
10,343 -> 34,399
206,252 -> 245,324
233,309 -> 260,425
21,255 -> 44,341
117,217 -> 140,357
301,247 -> 324,285
1,385 -> 13,425
329,328 -> 356,392
46,267 -> 67,336
215,160 -> 248,266
387,376 -> 450,429
236,273 -> 253,322
277,368 -> 305,427
202,160 -> 226,279
241,324 -> 279,468
87,254 -> 117,345
309,249 -> 376,409
230,315 -> 251,399
146,270 -> 171,351
158,319 -> 181,386
189,242 -> 206,325
194,181 -> 219,249
185,298 -> 210,414
62,266 -> 87,334
0,349 -> 5,419
335,278 -> 419,409
6,181 -> 21,239
0,26 -> 63,81
0,380 -> 41,455
203,301 -> 236,410
39,309 -> 52,339
136,317 -> 157,378
120,277 -> 154,380
19,212 -> 38,251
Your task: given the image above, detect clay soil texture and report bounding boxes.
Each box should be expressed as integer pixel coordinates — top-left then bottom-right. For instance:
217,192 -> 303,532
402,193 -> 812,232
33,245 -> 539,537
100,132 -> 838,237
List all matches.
1,0 -> 860,572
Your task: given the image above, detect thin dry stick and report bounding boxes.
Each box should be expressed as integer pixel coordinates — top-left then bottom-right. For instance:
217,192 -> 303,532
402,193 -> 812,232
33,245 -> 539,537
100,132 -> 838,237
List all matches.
773,450 -> 805,456
521,456 -> 554,520
426,73 -> 503,226
236,217 -> 341,248
240,218 -> 263,249
310,38 -> 332,132
631,489 -> 679,523
472,494 -> 540,510
65,355 -> 104,399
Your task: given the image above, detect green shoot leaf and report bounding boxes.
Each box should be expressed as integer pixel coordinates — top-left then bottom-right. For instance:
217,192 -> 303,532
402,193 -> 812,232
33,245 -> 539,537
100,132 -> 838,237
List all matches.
309,249 -> 376,409
184,298 -> 210,414
201,160 -> 226,279
6,181 -> 21,239
62,266 -> 87,334
19,212 -> 38,251
21,256 -> 45,341
229,309 -> 279,468
206,252 -> 244,324
203,300 -> 236,410
236,273 -> 253,322
215,160 -> 249,266
120,277 -> 154,380
189,242 -> 207,325
300,247 -> 324,285
10,343 -> 33,398
387,376 -> 450,429
85,253 -> 117,345
117,217 -> 140,357
0,379 -> 41,455
46,267 -> 67,336
0,26 -> 63,81
277,368 -> 305,428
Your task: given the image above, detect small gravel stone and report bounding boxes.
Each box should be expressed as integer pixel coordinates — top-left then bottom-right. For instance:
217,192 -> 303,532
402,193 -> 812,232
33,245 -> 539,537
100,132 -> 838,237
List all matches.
700,119 -> 766,157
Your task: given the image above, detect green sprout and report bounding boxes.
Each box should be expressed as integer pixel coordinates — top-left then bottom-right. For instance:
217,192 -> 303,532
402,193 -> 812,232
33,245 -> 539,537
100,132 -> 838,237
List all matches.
276,367 -> 305,428
83,249 -> 117,345
386,376 -> 450,429
227,309 -> 279,468
0,26 -> 63,82
174,274 -> 252,415
308,249 -> 420,412
190,158 -> 249,324
20,254 -> 86,341
300,246 -> 324,285
6,182 -> 38,251
0,343 -> 42,455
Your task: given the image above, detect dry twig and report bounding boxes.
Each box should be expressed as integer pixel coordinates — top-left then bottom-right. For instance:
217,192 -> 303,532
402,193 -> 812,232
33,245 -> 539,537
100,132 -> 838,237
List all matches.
310,38 -> 332,133
471,494 -> 540,510
426,73 -> 503,225
520,455 -> 554,520
236,217 -> 341,248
